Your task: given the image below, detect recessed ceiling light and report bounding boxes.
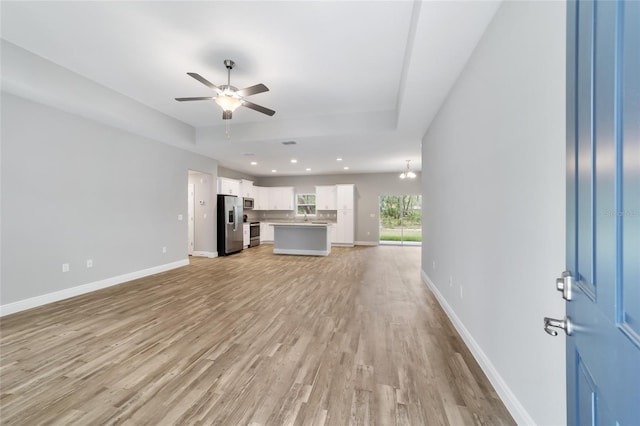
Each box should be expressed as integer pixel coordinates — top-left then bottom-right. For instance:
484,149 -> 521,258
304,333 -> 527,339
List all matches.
291,159 -> 298,164
306,168 -> 311,171
282,141 -> 297,145
243,152 -> 255,156
250,161 -> 257,166
343,166 -> 349,170
271,169 -> 277,173
336,157 -> 343,161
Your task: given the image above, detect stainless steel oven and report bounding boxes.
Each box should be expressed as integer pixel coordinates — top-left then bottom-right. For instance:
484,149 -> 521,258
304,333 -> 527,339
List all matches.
249,222 -> 260,247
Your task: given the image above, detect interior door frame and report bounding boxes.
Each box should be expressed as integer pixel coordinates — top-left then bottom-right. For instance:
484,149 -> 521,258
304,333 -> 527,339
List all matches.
188,183 -> 195,256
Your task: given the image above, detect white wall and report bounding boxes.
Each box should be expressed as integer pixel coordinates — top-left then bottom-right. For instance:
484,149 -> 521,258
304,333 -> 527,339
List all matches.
1,93 -> 217,311
1,40 -> 197,152
421,2 -> 566,425
217,166 -> 257,182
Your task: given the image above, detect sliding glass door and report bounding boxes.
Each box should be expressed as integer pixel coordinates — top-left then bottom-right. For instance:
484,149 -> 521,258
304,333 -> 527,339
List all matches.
379,195 -> 422,245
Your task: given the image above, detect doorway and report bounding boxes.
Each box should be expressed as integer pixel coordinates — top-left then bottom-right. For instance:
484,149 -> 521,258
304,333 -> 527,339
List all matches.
188,170 -> 214,258
379,195 -> 422,246
188,183 -> 195,255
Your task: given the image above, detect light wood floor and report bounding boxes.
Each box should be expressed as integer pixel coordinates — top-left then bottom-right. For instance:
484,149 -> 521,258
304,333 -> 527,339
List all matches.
0,245 -> 514,425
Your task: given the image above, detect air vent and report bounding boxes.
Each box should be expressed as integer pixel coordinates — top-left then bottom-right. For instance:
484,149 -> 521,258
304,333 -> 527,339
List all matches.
282,141 -> 297,145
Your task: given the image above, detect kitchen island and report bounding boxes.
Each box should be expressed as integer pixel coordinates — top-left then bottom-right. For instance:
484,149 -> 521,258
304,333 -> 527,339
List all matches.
271,223 -> 331,256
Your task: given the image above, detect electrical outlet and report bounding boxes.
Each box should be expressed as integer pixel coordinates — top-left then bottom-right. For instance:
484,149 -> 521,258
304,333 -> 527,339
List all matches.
203,213 -> 207,219
433,261 -> 436,270
162,247 -> 167,254
178,214 -> 183,221
460,285 -> 463,299
86,259 -> 93,268
449,276 -> 453,287
62,263 -> 69,272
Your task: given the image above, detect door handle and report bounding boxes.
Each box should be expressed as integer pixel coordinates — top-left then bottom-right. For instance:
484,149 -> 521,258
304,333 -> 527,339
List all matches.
544,316 -> 573,336
556,271 -> 573,301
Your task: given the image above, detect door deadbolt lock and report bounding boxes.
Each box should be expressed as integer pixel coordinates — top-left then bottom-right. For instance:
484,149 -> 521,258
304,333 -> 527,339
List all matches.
544,316 -> 573,336
556,271 -> 573,301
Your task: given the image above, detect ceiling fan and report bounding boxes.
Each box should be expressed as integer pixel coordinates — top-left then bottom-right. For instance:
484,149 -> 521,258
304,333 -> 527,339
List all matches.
175,59 -> 275,120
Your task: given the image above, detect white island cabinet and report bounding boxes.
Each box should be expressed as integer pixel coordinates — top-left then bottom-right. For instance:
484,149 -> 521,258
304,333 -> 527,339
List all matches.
271,223 -> 331,256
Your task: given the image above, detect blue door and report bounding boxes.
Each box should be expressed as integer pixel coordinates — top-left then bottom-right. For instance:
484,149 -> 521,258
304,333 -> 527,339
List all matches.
562,0 -> 640,424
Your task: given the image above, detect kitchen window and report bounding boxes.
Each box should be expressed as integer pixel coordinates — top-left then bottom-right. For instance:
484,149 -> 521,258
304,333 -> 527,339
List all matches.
296,193 -> 316,216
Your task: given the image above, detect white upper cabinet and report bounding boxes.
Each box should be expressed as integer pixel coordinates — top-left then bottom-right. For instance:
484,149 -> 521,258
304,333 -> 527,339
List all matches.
336,184 -> 354,210
254,186 -> 264,210
260,186 -> 270,210
240,180 -> 255,199
218,177 -> 240,196
315,185 -> 337,210
268,187 -> 294,210
251,186 -> 293,211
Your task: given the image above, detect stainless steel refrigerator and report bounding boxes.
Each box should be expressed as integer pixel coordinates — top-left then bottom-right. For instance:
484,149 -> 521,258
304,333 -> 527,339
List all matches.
217,194 -> 243,256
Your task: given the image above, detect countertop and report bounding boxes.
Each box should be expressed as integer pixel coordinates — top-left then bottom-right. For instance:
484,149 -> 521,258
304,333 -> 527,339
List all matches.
269,222 -> 331,227
263,219 -> 336,225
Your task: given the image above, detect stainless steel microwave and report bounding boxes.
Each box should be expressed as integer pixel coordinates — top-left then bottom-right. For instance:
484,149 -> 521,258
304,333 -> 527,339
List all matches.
243,198 -> 254,209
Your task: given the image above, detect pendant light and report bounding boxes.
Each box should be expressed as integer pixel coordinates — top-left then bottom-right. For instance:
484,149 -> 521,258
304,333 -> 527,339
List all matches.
399,160 -> 416,179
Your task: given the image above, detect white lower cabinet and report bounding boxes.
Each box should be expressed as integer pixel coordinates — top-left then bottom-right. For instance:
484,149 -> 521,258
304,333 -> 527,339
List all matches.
329,224 -> 338,244
243,223 -> 250,248
334,184 -> 354,245
334,209 -> 354,246
260,222 -> 274,242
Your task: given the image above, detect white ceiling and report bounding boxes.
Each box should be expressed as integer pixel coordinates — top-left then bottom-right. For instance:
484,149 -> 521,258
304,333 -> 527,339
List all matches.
1,1 -> 500,177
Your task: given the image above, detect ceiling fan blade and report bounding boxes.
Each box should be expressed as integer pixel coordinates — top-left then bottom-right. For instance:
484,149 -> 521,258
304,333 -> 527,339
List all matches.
175,97 -> 214,102
187,72 -> 220,91
236,83 -> 269,97
242,100 -> 276,116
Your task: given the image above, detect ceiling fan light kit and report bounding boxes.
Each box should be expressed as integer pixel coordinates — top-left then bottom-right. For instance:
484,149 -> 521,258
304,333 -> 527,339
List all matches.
214,95 -> 242,113
175,59 -> 275,123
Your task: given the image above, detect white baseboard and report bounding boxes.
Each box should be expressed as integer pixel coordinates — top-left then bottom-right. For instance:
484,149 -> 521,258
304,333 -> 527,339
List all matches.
355,241 -> 378,246
191,251 -> 217,258
420,270 -> 534,426
0,259 -> 190,317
